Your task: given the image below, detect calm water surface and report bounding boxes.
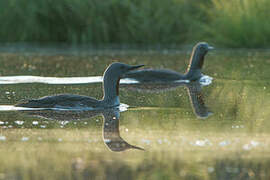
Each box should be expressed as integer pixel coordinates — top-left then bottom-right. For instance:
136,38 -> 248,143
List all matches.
0,49 -> 269,179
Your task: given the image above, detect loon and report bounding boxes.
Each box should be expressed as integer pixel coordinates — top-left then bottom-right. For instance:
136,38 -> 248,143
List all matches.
123,42 -> 214,82
15,63 -> 144,109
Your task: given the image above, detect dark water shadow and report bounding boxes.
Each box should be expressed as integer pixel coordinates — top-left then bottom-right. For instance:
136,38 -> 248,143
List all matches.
185,82 -> 213,119
20,108 -> 144,152
121,81 -> 213,119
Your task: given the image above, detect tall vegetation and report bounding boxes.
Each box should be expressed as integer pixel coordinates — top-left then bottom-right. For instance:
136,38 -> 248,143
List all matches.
0,0 -> 269,48
205,0 -> 270,48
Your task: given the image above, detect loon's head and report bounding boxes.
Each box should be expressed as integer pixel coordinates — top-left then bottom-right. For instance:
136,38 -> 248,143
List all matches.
103,62 -> 144,79
193,42 -> 214,56
185,42 -> 214,80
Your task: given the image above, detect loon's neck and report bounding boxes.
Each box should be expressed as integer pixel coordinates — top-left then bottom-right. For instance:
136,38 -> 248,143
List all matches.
184,48 -> 205,80
101,75 -> 120,107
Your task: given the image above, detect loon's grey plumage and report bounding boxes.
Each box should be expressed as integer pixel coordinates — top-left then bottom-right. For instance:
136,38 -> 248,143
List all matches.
123,42 -> 213,82
15,63 -> 144,109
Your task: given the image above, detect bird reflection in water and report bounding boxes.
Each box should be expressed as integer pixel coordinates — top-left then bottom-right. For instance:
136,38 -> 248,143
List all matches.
121,81 -> 212,119
185,82 -> 212,119
102,110 -> 144,151
21,107 -> 144,152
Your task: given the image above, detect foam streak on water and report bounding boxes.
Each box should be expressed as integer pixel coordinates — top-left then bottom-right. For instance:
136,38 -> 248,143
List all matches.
0,76 -> 103,84
0,76 -> 211,85
0,76 -> 141,84
0,105 -> 51,111
199,75 -> 213,86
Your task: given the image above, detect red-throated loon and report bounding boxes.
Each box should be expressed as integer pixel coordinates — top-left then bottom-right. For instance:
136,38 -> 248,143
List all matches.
123,42 -> 213,82
15,63 -> 144,109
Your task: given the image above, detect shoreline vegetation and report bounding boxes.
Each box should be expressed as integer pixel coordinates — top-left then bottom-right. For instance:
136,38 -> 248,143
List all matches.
1,0 -> 270,48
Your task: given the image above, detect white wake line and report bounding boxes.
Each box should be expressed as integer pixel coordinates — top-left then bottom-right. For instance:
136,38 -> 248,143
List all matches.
0,76 -> 142,84
0,75 -> 212,85
0,76 -> 103,84
0,105 -> 53,111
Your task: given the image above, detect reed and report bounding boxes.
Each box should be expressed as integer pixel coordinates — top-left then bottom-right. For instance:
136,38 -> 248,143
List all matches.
0,0 -> 206,45
204,0 -> 270,48
0,0 -> 269,47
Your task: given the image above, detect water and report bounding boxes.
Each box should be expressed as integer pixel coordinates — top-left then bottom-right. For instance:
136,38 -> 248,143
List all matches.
0,50 -> 269,179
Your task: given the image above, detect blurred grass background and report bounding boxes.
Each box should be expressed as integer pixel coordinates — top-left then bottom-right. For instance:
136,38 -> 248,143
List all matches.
0,0 -> 269,48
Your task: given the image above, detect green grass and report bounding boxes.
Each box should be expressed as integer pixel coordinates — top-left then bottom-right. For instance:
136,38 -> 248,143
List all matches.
0,0 -> 206,45
204,0 -> 270,48
1,0 -> 270,48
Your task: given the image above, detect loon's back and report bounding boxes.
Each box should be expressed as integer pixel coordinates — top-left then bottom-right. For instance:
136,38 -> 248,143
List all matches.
15,94 -> 101,109
123,69 -> 185,82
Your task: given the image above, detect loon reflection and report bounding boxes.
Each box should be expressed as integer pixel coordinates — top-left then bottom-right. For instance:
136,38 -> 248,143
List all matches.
102,110 -> 144,151
185,82 -> 212,118
123,42 -> 213,82
21,108 -> 144,152
121,81 -> 212,119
